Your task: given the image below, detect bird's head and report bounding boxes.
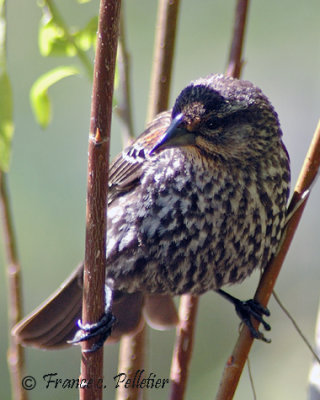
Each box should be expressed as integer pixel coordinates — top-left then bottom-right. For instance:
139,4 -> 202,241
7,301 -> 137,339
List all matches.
150,74 -> 282,162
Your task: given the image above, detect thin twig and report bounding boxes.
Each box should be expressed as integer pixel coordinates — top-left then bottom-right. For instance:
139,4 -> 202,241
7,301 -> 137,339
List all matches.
308,302 -> 320,399
216,120 -> 320,400
116,327 -> 146,400
44,0 -> 94,78
169,295 -> 199,400
114,7 -> 142,400
272,290 -> 320,364
246,357 -> 257,400
145,1 -> 200,399
115,2 -> 181,399
0,172 -> 27,400
170,2 -> 248,399
79,1 -> 121,400
116,6 -> 135,146
0,2 -> 26,396
146,0 -> 181,123
225,0 -> 250,79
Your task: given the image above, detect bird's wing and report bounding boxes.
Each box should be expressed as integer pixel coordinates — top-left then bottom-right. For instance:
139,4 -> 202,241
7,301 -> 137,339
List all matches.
108,111 -> 171,204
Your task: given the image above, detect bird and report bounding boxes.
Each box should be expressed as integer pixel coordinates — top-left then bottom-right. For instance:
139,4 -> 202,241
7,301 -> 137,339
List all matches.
13,74 -> 290,350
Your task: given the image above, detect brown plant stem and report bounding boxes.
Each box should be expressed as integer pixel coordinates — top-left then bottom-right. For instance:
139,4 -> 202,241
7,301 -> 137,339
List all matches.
212,2 -> 250,398
171,3 -> 251,396
79,1 -> 121,400
114,7 -> 141,400
145,0 -> 198,398
225,0 -> 250,79
146,0 -> 181,123
169,1 -> 250,398
116,6 -> 135,146
216,121 -> 320,400
115,2 -> 181,399
149,0 -> 184,398
0,172 -> 27,400
115,9 -> 142,400
116,327 -> 146,400
116,326 -> 146,400
169,295 -> 199,400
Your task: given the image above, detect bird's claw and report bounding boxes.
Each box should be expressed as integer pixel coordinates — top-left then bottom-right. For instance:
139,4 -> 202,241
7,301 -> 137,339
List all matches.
234,298 -> 271,343
68,312 -> 116,352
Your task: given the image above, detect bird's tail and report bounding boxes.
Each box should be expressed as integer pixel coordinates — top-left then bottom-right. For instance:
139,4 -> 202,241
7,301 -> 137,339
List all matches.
12,263 -> 178,350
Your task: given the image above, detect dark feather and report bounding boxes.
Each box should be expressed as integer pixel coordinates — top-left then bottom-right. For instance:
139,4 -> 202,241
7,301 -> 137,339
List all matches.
108,111 -> 171,204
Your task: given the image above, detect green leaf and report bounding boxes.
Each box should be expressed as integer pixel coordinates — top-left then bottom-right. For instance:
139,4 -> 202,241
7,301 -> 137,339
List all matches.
0,72 -> 14,171
77,0 -> 93,3
39,17 -> 76,57
74,16 -> 98,51
30,66 -> 79,128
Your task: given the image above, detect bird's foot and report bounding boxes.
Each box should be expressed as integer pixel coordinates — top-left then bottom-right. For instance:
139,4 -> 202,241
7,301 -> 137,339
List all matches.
68,312 -> 116,352
234,298 -> 271,342
217,289 -> 271,343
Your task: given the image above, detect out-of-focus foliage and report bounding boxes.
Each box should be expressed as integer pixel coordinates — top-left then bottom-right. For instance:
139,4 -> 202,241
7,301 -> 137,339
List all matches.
32,1 -> 98,129
38,15 -> 98,57
0,73 -> 14,172
0,0 -> 14,171
30,66 -> 79,128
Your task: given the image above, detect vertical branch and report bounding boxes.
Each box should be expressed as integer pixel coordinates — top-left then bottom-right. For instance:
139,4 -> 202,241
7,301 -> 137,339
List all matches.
169,295 -> 199,400
225,0 -> 250,79
219,2 -> 320,399
80,1 -> 121,400
148,0 -> 181,390
170,3 -> 249,399
169,292 -> 199,400
216,122 -> 320,400
0,173 -> 27,400
117,329 -> 146,400
146,0 -> 181,123
148,1 -> 202,399
115,2 -> 180,400
116,7 -> 135,146
116,321 -> 146,400
0,0 -> 26,398
115,6 -> 143,400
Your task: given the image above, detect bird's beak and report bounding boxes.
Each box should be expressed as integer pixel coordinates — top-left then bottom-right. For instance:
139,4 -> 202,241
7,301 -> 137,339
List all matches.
150,113 -> 195,154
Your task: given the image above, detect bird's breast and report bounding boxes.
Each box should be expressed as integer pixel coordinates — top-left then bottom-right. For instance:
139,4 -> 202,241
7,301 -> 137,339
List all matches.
106,148 -> 289,295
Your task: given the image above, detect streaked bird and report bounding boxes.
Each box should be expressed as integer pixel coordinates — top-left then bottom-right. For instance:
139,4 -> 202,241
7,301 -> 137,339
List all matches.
13,74 -> 290,350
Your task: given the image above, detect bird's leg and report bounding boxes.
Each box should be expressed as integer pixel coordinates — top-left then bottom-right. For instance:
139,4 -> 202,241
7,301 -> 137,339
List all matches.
68,286 -> 116,352
217,289 -> 271,343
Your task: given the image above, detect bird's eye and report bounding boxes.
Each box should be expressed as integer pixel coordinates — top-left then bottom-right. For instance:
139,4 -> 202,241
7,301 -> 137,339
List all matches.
204,117 -> 220,130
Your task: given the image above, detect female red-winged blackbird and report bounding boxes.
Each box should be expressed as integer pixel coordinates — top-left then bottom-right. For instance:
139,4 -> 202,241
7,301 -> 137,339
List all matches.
13,74 -> 290,350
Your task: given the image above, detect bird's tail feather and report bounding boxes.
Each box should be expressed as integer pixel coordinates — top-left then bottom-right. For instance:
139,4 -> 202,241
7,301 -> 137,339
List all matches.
12,263 -> 83,349
12,263 -> 178,350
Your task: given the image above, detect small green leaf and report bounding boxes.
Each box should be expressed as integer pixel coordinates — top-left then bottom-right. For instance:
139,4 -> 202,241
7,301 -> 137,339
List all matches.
30,66 -> 79,128
39,17 -> 76,57
0,72 -> 14,171
74,16 -> 98,51
77,0 -> 93,3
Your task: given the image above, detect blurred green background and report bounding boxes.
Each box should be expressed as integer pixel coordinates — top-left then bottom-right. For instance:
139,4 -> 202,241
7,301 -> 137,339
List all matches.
1,0 -> 320,399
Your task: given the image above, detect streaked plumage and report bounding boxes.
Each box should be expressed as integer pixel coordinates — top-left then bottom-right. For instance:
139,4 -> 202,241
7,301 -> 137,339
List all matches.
13,74 -> 290,349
